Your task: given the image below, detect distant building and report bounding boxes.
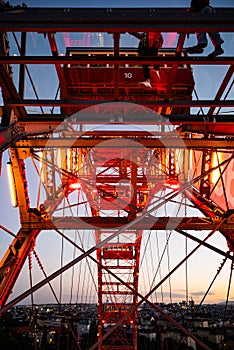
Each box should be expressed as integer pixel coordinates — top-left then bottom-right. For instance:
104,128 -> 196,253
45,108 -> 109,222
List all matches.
161,330 -> 196,350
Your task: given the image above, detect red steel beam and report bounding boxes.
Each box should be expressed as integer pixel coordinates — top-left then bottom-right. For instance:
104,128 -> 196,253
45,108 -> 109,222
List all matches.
7,99 -> 234,108
0,56 -> 233,65
0,8 -> 233,33
19,216 -> 234,231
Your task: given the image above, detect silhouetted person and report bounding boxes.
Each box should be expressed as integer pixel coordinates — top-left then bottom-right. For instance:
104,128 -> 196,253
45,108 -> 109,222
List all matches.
129,31 -> 163,89
186,0 -> 224,57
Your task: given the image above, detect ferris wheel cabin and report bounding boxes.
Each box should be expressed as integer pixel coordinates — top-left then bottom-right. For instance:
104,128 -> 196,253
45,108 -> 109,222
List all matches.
62,47 -> 195,116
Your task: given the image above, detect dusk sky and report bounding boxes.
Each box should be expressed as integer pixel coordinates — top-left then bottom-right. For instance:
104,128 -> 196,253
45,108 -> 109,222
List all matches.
0,0 -> 233,308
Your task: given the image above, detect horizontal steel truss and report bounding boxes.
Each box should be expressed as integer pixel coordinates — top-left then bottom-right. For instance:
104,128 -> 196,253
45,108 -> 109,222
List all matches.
20,215 -> 234,231
15,117 -> 234,136
0,8 -> 233,32
7,99 -> 234,109
0,56 -> 233,65
14,137 -> 234,149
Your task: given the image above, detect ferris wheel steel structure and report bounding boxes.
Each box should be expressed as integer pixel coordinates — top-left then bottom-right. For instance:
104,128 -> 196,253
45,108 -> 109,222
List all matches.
0,5 -> 234,350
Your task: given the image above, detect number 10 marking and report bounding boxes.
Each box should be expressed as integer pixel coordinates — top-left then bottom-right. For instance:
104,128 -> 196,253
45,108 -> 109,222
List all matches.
124,72 -> 133,79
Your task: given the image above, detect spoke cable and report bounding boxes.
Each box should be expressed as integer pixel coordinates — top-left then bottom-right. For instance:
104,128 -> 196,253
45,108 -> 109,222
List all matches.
224,258 -> 234,318
28,251 -> 37,350
164,200 -> 172,305
32,248 -> 82,350
196,256 -> 228,313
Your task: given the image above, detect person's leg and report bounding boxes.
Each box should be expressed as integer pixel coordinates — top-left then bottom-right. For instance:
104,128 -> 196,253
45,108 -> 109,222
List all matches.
140,48 -> 160,72
186,32 -> 207,54
150,48 -> 160,71
207,32 -> 224,57
187,6 -> 216,54
201,6 -> 224,57
208,32 -> 224,47
138,48 -> 156,89
142,64 -> 150,80
139,64 -> 152,88
197,32 -> 208,47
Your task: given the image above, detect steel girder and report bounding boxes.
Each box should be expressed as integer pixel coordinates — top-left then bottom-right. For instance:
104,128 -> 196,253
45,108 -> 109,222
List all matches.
13,137 -> 234,149
18,215 -> 234,232
0,6 -> 234,350
0,8 -> 233,33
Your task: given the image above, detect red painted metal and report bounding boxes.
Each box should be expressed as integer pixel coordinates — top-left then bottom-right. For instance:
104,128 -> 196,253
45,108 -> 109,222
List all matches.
62,48 -> 194,116
1,9 -> 233,350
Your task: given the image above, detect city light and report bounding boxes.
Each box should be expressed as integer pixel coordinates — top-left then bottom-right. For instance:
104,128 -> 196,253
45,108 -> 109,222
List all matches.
69,182 -> 82,190
166,177 -> 180,190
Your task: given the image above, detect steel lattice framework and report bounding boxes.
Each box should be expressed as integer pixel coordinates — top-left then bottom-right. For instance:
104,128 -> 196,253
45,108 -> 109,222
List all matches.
0,4 -> 234,350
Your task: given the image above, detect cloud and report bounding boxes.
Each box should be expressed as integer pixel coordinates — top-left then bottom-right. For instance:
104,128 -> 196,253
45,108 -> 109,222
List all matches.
190,291 -> 215,297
